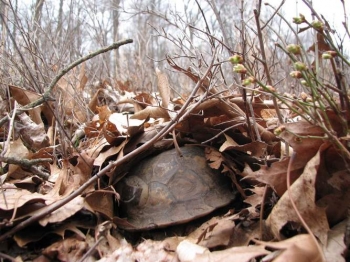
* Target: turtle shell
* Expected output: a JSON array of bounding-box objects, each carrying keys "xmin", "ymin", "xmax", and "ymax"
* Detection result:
[{"xmin": 116, "ymin": 146, "xmax": 235, "ymax": 231}]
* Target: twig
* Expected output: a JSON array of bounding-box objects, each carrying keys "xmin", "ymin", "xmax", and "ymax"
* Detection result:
[
  {"xmin": 261, "ymin": 0, "xmax": 285, "ymax": 30},
  {"xmin": 0, "ymin": 101, "xmax": 17, "ymax": 209},
  {"xmin": 0, "ymin": 156, "xmax": 52, "ymax": 180},
  {"xmin": 0, "ymin": 251, "xmax": 17, "ymax": 262},
  {"xmin": 253, "ymin": 9, "xmax": 284, "ymax": 125}
]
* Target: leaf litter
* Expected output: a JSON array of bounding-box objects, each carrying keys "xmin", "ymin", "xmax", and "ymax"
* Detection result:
[{"xmin": 0, "ymin": 65, "xmax": 349, "ymax": 262}]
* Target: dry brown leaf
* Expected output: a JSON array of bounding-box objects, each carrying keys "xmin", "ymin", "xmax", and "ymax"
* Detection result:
[
  {"xmin": 9, "ymin": 85, "xmax": 43, "ymax": 125},
  {"xmin": 219, "ymin": 134, "xmax": 239, "ymax": 151},
  {"xmin": 244, "ymin": 186, "xmax": 265, "ymax": 206},
  {"xmin": 161, "ymin": 236, "xmax": 186, "ymax": 252},
  {"xmin": 13, "ymin": 175, "xmax": 42, "ymax": 191},
  {"xmin": 42, "ymin": 237, "xmax": 89, "ymax": 262},
  {"xmin": 220, "ymin": 134, "xmax": 267, "ymax": 158},
  {"xmin": 134, "ymin": 239, "xmax": 179, "ymax": 262},
  {"xmin": 93, "ymin": 140, "xmax": 126, "ymax": 167},
  {"xmin": 266, "ymin": 150, "xmax": 329, "ymax": 245},
  {"xmin": 176, "ymin": 240, "xmax": 270, "ymax": 262},
  {"xmin": 130, "ymin": 105, "xmax": 170, "ymax": 120},
  {"xmin": 175, "ymin": 115, "xmax": 220, "ymax": 142},
  {"xmin": 84, "ymin": 137, "xmax": 109, "ymax": 160},
  {"xmin": 6, "ymin": 139, "xmax": 32, "ymax": 179},
  {"xmin": 108, "ymin": 112, "xmax": 145, "ymax": 137},
  {"xmin": 97, "ymin": 105, "xmax": 112, "ymax": 121},
  {"xmin": 308, "ymin": 32, "xmax": 332, "ymax": 53},
  {"xmin": 231, "ymin": 221, "xmax": 261, "ymax": 247},
  {"xmin": 278, "ymin": 121, "xmax": 325, "ymax": 154},
  {"xmin": 17, "ymin": 112, "xmax": 50, "ymax": 151},
  {"xmin": 89, "ymin": 88, "xmax": 108, "ymax": 113},
  {"xmin": 243, "ymin": 123, "xmax": 325, "ymax": 196},
  {"xmin": 242, "ymin": 155, "xmax": 305, "ymax": 197},
  {"xmin": 14, "ymin": 221, "xmax": 86, "ymax": 247},
  {"xmin": 156, "ymin": 68, "xmax": 170, "ymax": 108},
  {"xmin": 204, "ymin": 147, "xmax": 223, "ymax": 169},
  {"xmin": 127, "ymin": 92, "xmax": 156, "ymax": 113},
  {"xmin": 96, "ymin": 239, "xmax": 136, "ymax": 262},
  {"xmin": 188, "ymin": 216, "xmax": 235, "ymax": 249},
  {"xmin": 84, "ymin": 119, "xmax": 103, "ymax": 138},
  {"xmin": 78, "ymin": 62, "xmax": 88, "ymax": 91},
  {"xmin": 323, "ymin": 220, "xmax": 346, "ymax": 262},
  {"xmin": 327, "ymin": 170, "xmax": 350, "ymax": 192},
  {"xmin": 103, "ymin": 120, "xmax": 122, "ymax": 144},
  {"xmin": 55, "ymin": 75, "xmax": 88, "ymax": 123},
  {"xmin": 317, "ymin": 192, "xmax": 350, "ymax": 227},
  {"xmin": 85, "ymin": 190, "xmax": 114, "ymax": 219},
  {"xmin": 39, "ymin": 196, "xmax": 85, "ymax": 226},
  {"xmin": 0, "ymin": 183, "xmax": 51, "ymax": 210},
  {"xmin": 46, "ymin": 159, "xmax": 75, "ymax": 197},
  {"xmin": 254, "ymin": 234, "xmax": 322, "ymax": 262},
  {"xmin": 69, "ymin": 151, "xmax": 94, "ymax": 188}
]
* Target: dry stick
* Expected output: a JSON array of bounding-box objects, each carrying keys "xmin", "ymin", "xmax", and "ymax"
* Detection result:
[
  {"xmin": 0, "ymin": 102, "xmax": 17, "ymax": 209},
  {"xmin": 0, "ymin": 252, "xmax": 17, "ymax": 262},
  {"xmin": 238, "ymin": 1, "xmax": 255, "ymax": 141},
  {"xmin": 253, "ymin": 9, "xmax": 284, "ymax": 125},
  {"xmin": 259, "ymin": 185, "xmax": 269, "ymax": 240},
  {"xmin": 0, "ymin": 50, "xmax": 217, "ymax": 242},
  {"xmin": 0, "ymin": 39, "xmax": 134, "ymax": 128},
  {"xmin": 286, "ymin": 152, "xmax": 325, "ymax": 261},
  {"xmin": 261, "ymin": 0, "xmax": 285, "ymax": 30}
]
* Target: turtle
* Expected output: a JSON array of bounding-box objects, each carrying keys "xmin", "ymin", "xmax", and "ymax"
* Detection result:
[{"xmin": 116, "ymin": 146, "xmax": 235, "ymax": 231}]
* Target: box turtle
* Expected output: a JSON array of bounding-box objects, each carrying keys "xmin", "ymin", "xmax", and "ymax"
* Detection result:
[{"xmin": 116, "ymin": 146, "xmax": 235, "ymax": 231}]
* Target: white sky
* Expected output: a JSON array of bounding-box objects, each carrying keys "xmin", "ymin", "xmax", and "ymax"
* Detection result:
[
  {"xmin": 263, "ymin": 0, "xmax": 349, "ymax": 51},
  {"xmin": 265, "ymin": 0, "xmax": 349, "ymax": 31}
]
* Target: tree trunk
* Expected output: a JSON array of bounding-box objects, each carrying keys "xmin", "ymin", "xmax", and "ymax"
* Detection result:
[
  {"xmin": 57, "ymin": 0, "xmax": 64, "ymax": 39},
  {"xmin": 112, "ymin": 0, "xmax": 121, "ymax": 79}
]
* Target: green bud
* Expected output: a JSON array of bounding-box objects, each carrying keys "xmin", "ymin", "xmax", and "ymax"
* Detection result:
[
  {"xmin": 286, "ymin": 44, "xmax": 302, "ymax": 55},
  {"xmin": 233, "ymin": 64, "xmax": 247, "ymax": 74},
  {"xmin": 290, "ymin": 71, "xmax": 303, "ymax": 78},
  {"xmin": 301, "ymin": 80, "xmax": 310, "ymax": 87},
  {"xmin": 229, "ymin": 54, "xmax": 244, "ymax": 64},
  {"xmin": 242, "ymin": 79, "xmax": 251, "ymax": 86},
  {"xmin": 322, "ymin": 53, "xmax": 332, "ymax": 59},
  {"xmin": 259, "ymin": 85, "xmax": 276, "ymax": 92},
  {"xmin": 311, "ymin": 20, "xmax": 324, "ymax": 30},
  {"xmin": 242, "ymin": 76, "xmax": 255, "ymax": 86},
  {"xmin": 274, "ymin": 125, "xmax": 286, "ymax": 136},
  {"xmin": 293, "ymin": 14, "xmax": 306, "ymax": 24},
  {"xmin": 294, "ymin": 61, "xmax": 307, "ymax": 71}
]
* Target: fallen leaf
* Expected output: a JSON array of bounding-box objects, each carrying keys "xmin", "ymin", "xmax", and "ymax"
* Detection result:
[
  {"xmin": 188, "ymin": 216, "xmax": 235, "ymax": 249},
  {"xmin": 205, "ymin": 147, "xmax": 223, "ymax": 169},
  {"xmin": 42, "ymin": 237, "xmax": 89, "ymax": 262},
  {"xmin": 39, "ymin": 196, "xmax": 86, "ymax": 226},
  {"xmin": 9, "ymin": 85, "xmax": 43, "ymax": 125},
  {"xmin": 0, "ymin": 183, "xmax": 53, "ymax": 211},
  {"xmin": 323, "ymin": 220, "xmax": 346, "ymax": 262},
  {"xmin": 254, "ymin": 234, "xmax": 322, "ymax": 262},
  {"xmin": 17, "ymin": 112, "xmax": 50, "ymax": 151},
  {"xmin": 266, "ymin": 150, "xmax": 329, "ymax": 245},
  {"xmin": 177, "ymin": 240, "xmax": 270, "ymax": 262},
  {"xmin": 156, "ymin": 68, "xmax": 170, "ymax": 108}
]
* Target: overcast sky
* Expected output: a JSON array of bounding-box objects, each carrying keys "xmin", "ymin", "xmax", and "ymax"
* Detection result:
[{"xmin": 265, "ymin": 0, "xmax": 349, "ymax": 30}]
